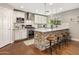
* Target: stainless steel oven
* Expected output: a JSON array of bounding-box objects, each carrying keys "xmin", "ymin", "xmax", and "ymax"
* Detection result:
[
  {"xmin": 27, "ymin": 29, "xmax": 34, "ymax": 38},
  {"xmin": 25, "ymin": 25, "xmax": 35, "ymax": 39}
]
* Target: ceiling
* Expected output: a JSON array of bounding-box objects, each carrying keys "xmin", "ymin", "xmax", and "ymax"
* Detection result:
[{"xmin": 8, "ymin": 3, "xmax": 79, "ymax": 15}]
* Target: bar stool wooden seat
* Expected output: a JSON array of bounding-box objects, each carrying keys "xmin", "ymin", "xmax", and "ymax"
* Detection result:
[{"xmin": 47, "ymin": 34, "xmax": 57, "ymax": 55}]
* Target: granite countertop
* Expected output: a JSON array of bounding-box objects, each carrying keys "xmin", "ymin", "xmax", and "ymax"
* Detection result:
[
  {"xmin": 35, "ymin": 27, "xmax": 69, "ymax": 32},
  {"xmin": 35, "ymin": 23, "xmax": 69, "ymax": 32},
  {"xmin": 14, "ymin": 28, "xmax": 27, "ymax": 30}
]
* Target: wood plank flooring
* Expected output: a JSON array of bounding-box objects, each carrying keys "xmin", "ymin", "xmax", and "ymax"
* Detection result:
[{"xmin": 0, "ymin": 40, "xmax": 79, "ymax": 55}]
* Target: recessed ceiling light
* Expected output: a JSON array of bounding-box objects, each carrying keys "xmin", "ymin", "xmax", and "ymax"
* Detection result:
[
  {"xmin": 20, "ymin": 6, "xmax": 24, "ymax": 8},
  {"xmin": 35, "ymin": 10, "xmax": 38, "ymax": 13},
  {"xmin": 49, "ymin": 3, "xmax": 53, "ymax": 5},
  {"xmin": 59, "ymin": 8, "xmax": 63, "ymax": 10}
]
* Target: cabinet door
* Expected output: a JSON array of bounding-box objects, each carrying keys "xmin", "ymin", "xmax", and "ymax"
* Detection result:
[
  {"xmin": 35, "ymin": 15, "xmax": 47, "ymax": 24},
  {"xmin": 21, "ymin": 30, "xmax": 26, "ymax": 39},
  {"xmin": 42, "ymin": 16, "xmax": 47, "ymax": 24},
  {"xmin": 35, "ymin": 15, "xmax": 41, "ymax": 23},
  {"xmin": 35, "ymin": 15, "xmax": 39, "ymax": 23},
  {"xmin": 15, "ymin": 29, "xmax": 27, "ymax": 40},
  {"xmin": 15, "ymin": 30, "xmax": 21, "ymax": 40}
]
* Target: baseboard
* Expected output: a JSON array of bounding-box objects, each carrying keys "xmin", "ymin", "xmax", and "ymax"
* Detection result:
[
  {"xmin": 0, "ymin": 43, "xmax": 12, "ymax": 49},
  {"xmin": 10, "ymin": 40, "xmax": 14, "ymax": 43},
  {"xmin": 14, "ymin": 38, "xmax": 28, "ymax": 43},
  {"xmin": 71, "ymin": 38, "xmax": 79, "ymax": 41}
]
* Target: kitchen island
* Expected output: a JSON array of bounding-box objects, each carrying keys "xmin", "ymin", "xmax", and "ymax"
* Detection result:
[{"xmin": 34, "ymin": 26, "xmax": 70, "ymax": 51}]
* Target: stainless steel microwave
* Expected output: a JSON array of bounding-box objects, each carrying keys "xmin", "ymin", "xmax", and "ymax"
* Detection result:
[{"xmin": 16, "ymin": 17, "xmax": 24, "ymax": 23}]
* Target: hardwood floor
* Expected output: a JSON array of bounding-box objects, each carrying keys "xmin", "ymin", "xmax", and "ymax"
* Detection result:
[{"xmin": 0, "ymin": 40, "xmax": 79, "ymax": 55}]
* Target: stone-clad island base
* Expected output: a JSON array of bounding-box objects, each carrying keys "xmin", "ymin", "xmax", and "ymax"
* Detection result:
[{"xmin": 34, "ymin": 29, "xmax": 69, "ymax": 51}]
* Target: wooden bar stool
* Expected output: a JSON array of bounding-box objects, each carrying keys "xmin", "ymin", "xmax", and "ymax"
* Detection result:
[
  {"xmin": 47, "ymin": 34, "xmax": 57, "ymax": 55},
  {"xmin": 57, "ymin": 33, "xmax": 63, "ymax": 49},
  {"xmin": 63, "ymin": 31, "xmax": 71, "ymax": 46},
  {"xmin": 54, "ymin": 32, "xmax": 64, "ymax": 54}
]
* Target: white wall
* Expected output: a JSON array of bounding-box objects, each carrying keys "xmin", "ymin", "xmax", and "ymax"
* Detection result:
[{"xmin": 52, "ymin": 8, "xmax": 79, "ymax": 41}]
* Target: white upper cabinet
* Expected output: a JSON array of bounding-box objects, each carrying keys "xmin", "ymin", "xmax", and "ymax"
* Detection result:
[
  {"xmin": 35, "ymin": 15, "xmax": 47, "ymax": 24},
  {"xmin": 14, "ymin": 11, "xmax": 25, "ymax": 18},
  {"xmin": 14, "ymin": 11, "xmax": 25, "ymax": 23}
]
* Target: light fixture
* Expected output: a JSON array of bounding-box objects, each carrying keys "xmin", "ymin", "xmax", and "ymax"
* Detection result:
[
  {"xmin": 20, "ymin": 6, "xmax": 24, "ymax": 8},
  {"xmin": 44, "ymin": 3, "xmax": 53, "ymax": 15}
]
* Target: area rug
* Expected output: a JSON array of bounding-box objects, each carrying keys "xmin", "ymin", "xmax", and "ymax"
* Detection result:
[{"xmin": 23, "ymin": 39, "xmax": 34, "ymax": 46}]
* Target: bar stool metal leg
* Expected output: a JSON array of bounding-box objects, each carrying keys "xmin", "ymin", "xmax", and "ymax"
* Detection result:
[{"xmin": 49, "ymin": 41, "xmax": 52, "ymax": 55}]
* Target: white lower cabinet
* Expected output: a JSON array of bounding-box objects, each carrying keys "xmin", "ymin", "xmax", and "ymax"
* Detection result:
[
  {"xmin": 15, "ymin": 29, "xmax": 27, "ymax": 40},
  {"xmin": 21, "ymin": 29, "xmax": 27, "ymax": 39}
]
